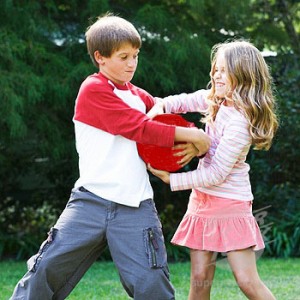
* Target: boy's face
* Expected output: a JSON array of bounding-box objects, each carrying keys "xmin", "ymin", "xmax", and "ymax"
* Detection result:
[{"xmin": 95, "ymin": 43, "xmax": 139, "ymax": 85}]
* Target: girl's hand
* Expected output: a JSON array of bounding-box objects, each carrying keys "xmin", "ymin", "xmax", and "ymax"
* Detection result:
[
  {"xmin": 173, "ymin": 143, "xmax": 198, "ymax": 167},
  {"xmin": 194, "ymin": 128, "xmax": 210, "ymax": 156},
  {"xmin": 147, "ymin": 164, "xmax": 171, "ymax": 184},
  {"xmin": 147, "ymin": 99, "xmax": 164, "ymax": 119}
]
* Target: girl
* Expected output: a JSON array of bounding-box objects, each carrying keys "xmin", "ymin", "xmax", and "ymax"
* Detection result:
[{"xmin": 148, "ymin": 40, "xmax": 278, "ymax": 300}]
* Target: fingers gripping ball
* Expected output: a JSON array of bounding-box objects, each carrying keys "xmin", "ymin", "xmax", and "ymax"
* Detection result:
[{"xmin": 137, "ymin": 114, "xmax": 195, "ymax": 172}]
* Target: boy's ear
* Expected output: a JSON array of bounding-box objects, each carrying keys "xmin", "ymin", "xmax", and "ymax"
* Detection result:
[{"xmin": 94, "ymin": 51, "xmax": 105, "ymax": 65}]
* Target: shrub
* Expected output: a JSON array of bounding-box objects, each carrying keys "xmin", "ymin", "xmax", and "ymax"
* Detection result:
[
  {"xmin": 0, "ymin": 196, "xmax": 59, "ymax": 260},
  {"xmin": 264, "ymin": 211, "xmax": 300, "ymax": 258}
]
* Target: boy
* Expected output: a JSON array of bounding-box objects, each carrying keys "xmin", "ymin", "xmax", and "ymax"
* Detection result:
[{"xmin": 10, "ymin": 13, "xmax": 209, "ymax": 300}]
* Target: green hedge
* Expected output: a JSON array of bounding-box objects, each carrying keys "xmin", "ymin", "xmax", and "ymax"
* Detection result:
[{"xmin": 1, "ymin": 53, "xmax": 299, "ymax": 261}]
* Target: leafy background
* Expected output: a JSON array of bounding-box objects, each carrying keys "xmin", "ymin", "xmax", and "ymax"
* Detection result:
[{"xmin": 0, "ymin": 0, "xmax": 299, "ymax": 260}]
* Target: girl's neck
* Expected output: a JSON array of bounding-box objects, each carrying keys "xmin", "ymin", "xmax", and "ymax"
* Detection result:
[{"xmin": 220, "ymin": 98, "xmax": 234, "ymax": 107}]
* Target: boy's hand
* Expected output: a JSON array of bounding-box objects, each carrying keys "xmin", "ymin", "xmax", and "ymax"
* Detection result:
[
  {"xmin": 147, "ymin": 164, "xmax": 170, "ymax": 184},
  {"xmin": 173, "ymin": 143, "xmax": 198, "ymax": 167},
  {"xmin": 147, "ymin": 99, "xmax": 164, "ymax": 119},
  {"xmin": 174, "ymin": 127, "xmax": 210, "ymax": 156}
]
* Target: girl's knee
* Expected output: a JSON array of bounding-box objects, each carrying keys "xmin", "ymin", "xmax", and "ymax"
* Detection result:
[
  {"xmin": 190, "ymin": 269, "xmax": 213, "ymax": 291},
  {"xmin": 234, "ymin": 270, "xmax": 261, "ymax": 294}
]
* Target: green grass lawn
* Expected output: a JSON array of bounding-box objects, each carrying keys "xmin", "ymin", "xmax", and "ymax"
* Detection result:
[{"xmin": 1, "ymin": 258, "xmax": 299, "ymax": 299}]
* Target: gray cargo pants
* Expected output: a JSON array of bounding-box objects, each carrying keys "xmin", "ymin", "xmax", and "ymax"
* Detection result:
[{"xmin": 10, "ymin": 187, "xmax": 175, "ymax": 300}]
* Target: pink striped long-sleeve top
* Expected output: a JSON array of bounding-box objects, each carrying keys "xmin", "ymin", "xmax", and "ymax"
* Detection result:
[{"xmin": 163, "ymin": 89, "xmax": 253, "ymax": 201}]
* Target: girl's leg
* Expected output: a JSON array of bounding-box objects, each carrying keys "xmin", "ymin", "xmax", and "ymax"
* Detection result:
[
  {"xmin": 227, "ymin": 248, "xmax": 276, "ymax": 300},
  {"xmin": 188, "ymin": 249, "xmax": 216, "ymax": 300}
]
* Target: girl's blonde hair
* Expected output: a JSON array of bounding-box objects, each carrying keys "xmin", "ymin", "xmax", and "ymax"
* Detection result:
[{"xmin": 204, "ymin": 40, "xmax": 278, "ymax": 150}]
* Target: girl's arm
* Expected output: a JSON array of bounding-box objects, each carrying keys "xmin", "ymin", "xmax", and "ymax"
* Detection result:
[
  {"xmin": 149, "ymin": 118, "xmax": 251, "ymax": 190},
  {"xmin": 146, "ymin": 102, "xmax": 202, "ymax": 165},
  {"xmin": 147, "ymin": 98, "xmax": 210, "ymax": 159},
  {"xmin": 161, "ymin": 89, "xmax": 209, "ymax": 114},
  {"xmin": 146, "ymin": 99, "xmax": 164, "ymax": 119},
  {"xmin": 147, "ymin": 164, "xmax": 171, "ymax": 184},
  {"xmin": 162, "ymin": 89, "xmax": 210, "ymax": 157}
]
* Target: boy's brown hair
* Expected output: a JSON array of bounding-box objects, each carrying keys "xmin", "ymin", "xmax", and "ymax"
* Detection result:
[{"xmin": 85, "ymin": 13, "xmax": 142, "ymax": 67}]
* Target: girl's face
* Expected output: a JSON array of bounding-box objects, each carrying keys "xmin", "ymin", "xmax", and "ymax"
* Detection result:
[{"xmin": 213, "ymin": 51, "xmax": 231, "ymax": 99}]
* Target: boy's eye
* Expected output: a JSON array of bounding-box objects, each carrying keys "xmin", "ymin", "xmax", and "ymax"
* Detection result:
[{"xmin": 119, "ymin": 53, "xmax": 138, "ymax": 60}]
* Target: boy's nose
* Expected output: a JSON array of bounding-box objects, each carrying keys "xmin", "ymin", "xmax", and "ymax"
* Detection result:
[{"xmin": 128, "ymin": 58, "xmax": 137, "ymax": 66}]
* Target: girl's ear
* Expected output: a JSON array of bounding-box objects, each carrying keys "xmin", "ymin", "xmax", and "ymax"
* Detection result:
[{"xmin": 94, "ymin": 51, "xmax": 105, "ymax": 65}]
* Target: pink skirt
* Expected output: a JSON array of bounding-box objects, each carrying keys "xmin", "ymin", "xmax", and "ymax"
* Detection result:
[{"xmin": 171, "ymin": 190, "xmax": 265, "ymax": 252}]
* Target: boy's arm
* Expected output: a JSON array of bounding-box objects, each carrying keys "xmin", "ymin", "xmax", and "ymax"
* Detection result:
[
  {"xmin": 75, "ymin": 77, "xmax": 210, "ymax": 151},
  {"xmin": 173, "ymin": 143, "xmax": 200, "ymax": 167},
  {"xmin": 146, "ymin": 100, "xmax": 205, "ymax": 164},
  {"xmin": 74, "ymin": 81, "xmax": 174, "ymax": 147},
  {"xmin": 146, "ymin": 102, "xmax": 210, "ymax": 156},
  {"xmin": 147, "ymin": 96, "xmax": 210, "ymax": 155},
  {"xmin": 155, "ymin": 90, "xmax": 211, "ymax": 155},
  {"xmin": 174, "ymin": 127, "xmax": 210, "ymax": 156}
]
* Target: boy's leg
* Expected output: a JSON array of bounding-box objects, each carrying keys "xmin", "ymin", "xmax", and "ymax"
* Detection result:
[
  {"xmin": 10, "ymin": 188, "xmax": 108, "ymax": 300},
  {"xmin": 107, "ymin": 199, "xmax": 175, "ymax": 300}
]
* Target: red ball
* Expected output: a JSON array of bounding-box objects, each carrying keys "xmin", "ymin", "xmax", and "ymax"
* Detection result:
[{"xmin": 137, "ymin": 114, "xmax": 195, "ymax": 172}]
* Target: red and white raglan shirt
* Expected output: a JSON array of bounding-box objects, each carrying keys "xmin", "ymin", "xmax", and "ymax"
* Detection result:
[{"xmin": 73, "ymin": 73, "xmax": 175, "ymax": 207}]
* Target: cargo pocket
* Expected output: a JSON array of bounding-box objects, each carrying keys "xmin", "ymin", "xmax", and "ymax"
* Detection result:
[
  {"xmin": 27, "ymin": 227, "xmax": 58, "ymax": 273},
  {"xmin": 143, "ymin": 227, "xmax": 167, "ymax": 269}
]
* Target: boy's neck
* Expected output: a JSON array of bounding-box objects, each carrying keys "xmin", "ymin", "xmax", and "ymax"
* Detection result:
[{"xmin": 98, "ymin": 72, "xmax": 129, "ymax": 90}]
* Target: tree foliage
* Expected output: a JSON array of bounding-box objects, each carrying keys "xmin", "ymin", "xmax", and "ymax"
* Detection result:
[{"xmin": 0, "ymin": 0, "xmax": 299, "ymax": 259}]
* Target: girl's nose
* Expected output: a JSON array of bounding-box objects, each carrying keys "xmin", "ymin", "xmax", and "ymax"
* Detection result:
[{"xmin": 214, "ymin": 71, "xmax": 221, "ymax": 79}]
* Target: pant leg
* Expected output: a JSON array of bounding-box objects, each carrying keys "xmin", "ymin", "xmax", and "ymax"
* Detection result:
[
  {"xmin": 10, "ymin": 188, "xmax": 108, "ymax": 300},
  {"xmin": 107, "ymin": 199, "xmax": 175, "ymax": 300}
]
